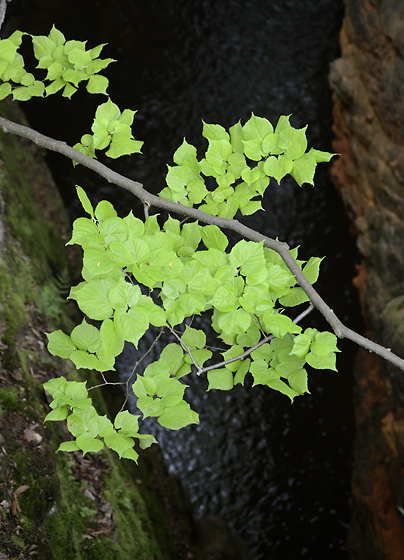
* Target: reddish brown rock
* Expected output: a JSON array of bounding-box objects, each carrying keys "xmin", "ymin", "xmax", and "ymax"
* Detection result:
[{"xmin": 330, "ymin": 1, "xmax": 404, "ymax": 558}]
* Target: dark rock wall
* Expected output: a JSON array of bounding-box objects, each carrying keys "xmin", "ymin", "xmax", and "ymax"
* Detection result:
[{"xmin": 330, "ymin": 1, "xmax": 404, "ymax": 558}]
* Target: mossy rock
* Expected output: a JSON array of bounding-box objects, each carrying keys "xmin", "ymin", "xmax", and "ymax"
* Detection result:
[{"xmin": 0, "ymin": 100, "xmax": 183, "ymax": 560}]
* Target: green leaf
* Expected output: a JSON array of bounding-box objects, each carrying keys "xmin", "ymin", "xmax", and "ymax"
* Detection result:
[
  {"xmin": 263, "ymin": 155, "xmax": 293, "ymax": 184},
  {"xmin": 157, "ymin": 375, "xmax": 186, "ymax": 407},
  {"xmin": 308, "ymin": 147, "xmax": 337, "ymax": 163},
  {"xmin": 48, "ymin": 25, "xmax": 66, "ymax": 46},
  {"xmin": 290, "ymin": 333, "xmax": 312, "ymax": 359},
  {"xmin": 217, "ymin": 308, "xmax": 252, "ymax": 337},
  {"xmin": 176, "ymin": 291, "xmax": 206, "ymax": 316},
  {"xmin": 242, "ymin": 138, "xmax": 264, "ymax": 161},
  {"xmin": 173, "ymin": 138, "xmax": 198, "ymax": 165},
  {"xmin": 99, "ymin": 318, "xmax": 124, "ymax": 357},
  {"xmin": 87, "ymin": 74, "xmax": 109, "ymax": 95},
  {"xmin": 263, "ymin": 311, "xmax": 301, "ymax": 337},
  {"xmin": 67, "ymin": 407, "xmax": 98, "ymax": 437},
  {"xmin": 207, "ymin": 369, "xmax": 234, "ymax": 391},
  {"xmin": 262, "ymin": 132, "xmax": 283, "ymax": 156},
  {"xmin": 62, "ymin": 82, "xmax": 77, "ymax": 98},
  {"xmin": 106, "ymin": 135, "xmax": 143, "ymax": 159},
  {"xmin": 136, "ymin": 433, "xmax": 157, "ymax": 450},
  {"xmin": 240, "ymin": 200, "xmax": 263, "ymax": 216},
  {"xmin": 229, "ymin": 240, "xmax": 266, "ymax": 284},
  {"xmin": 279, "ymin": 287, "xmax": 310, "ymax": 307},
  {"xmin": 45, "ymin": 78, "xmax": 65, "ymax": 95},
  {"xmin": 229, "ymin": 121, "xmax": 244, "ymax": 152},
  {"xmin": 0, "ymin": 38, "xmax": 18, "ymax": 62},
  {"xmin": 104, "ymin": 432, "xmax": 134, "ymax": 458},
  {"xmin": 160, "ymin": 344, "xmax": 185, "ymax": 376},
  {"xmin": 95, "ymin": 98, "xmax": 121, "ymax": 122},
  {"xmin": 69, "ymin": 278, "xmax": 115, "ymax": 320},
  {"xmin": 184, "ymin": 348, "xmax": 212, "ymax": 366},
  {"xmin": 311, "ymin": 331, "xmax": 339, "ymax": 355},
  {"xmin": 88, "ymin": 415, "xmax": 114, "ymax": 438},
  {"xmin": 82, "ymin": 246, "xmax": 117, "ymax": 278},
  {"xmin": 211, "ymin": 285, "xmax": 239, "ymax": 312},
  {"xmin": 45, "ymin": 406, "xmax": 69, "ymax": 422},
  {"xmin": 46, "ymin": 61, "xmax": 63, "ymax": 81},
  {"xmin": 277, "ymin": 119, "xmax": 308, "ymax": 160},
  {"xmin": 228, "ymin": 151, "xmax": 247, "ymax": 177},
  {"xmin": 75, "ymin": 186, "xmax": 94, "ymax": 216},
  {"xmin": 250, "ymin": 359, "xmax": 275, "ymax": 386},
  {"xmin": 121, "ymin": 447, "xmax": 139, "ymax": 461},
  {"xmin": 58, "ymin": 441, "xmax": 80, "ymax": 452},
  {"xmin": 290, "ymin": 152, "xmax": 317, "ymax": 187},
  {"xmin": 181, "ymin": 326, "xmax": 206, "ymax": 349},
  {"xmin": 66, "ymin": 217, "xmax": 99, "ymax": 247},
  {"xmin": 205, "ymin": 139, "xmax": 232, "ymax": 166},
  {"xmin": 8, "ymin": 30, "xmax": 25, "ymax": 48},
  {"xmin": 95, "ymin": 200, "xmax": 117, "ymax": 222},
  {"xmin": 70, "ymin": 319, "xmax": 101, "ymax": 353},
  {"xmin": 77, "ymin": 429, "xmax": 105, "ymax": 452},
  {"xmin": 266, "ymin": 378, "xmax": 299, "ymax": 402},
  {"xmin": 69, "ymin": 350, "xmax": 102, "ymax": 371},
  {"xmin": 202, "ymin": 121, "xmax": 229, "ymax": 141},
  {"xmin": 136, "ymin": 395, "xmax": 164, "ymax": 418},
  {"xmin": 201, "ymin": 225, "xmax": 228, "ymax": 252},
  {"xmin": 0, "ymin": 82, "xmax": 11, "ymax": 100},
  {"xmin": 68, "ymin": 47, "xmax": 92, "ymax": 68},
  {"xmin": 158, "ymin": 402, "xmax": 199, "ymax": 430},
  {"xmin": 233, "ymin": 358, "xmax": 251, "ymax": 386},
  {"xmin": 242, "ymin": 114, "xmax": 273, "ymax": 140},
  {"xmin": 236, "ymin": 325, "xmax": 261, "ymax": 347},
  {"xmin": 302, "ymin": 256, "xmax": 323, "ymax": 284},
  {"xmin": 187, "ymin": 178, "xmax": 208, "ymax": 204},
  {"xmin": 266, "ymin": 264, "xmax": 294, "ymax": 293},
  {"xmin": 166, "ymin": 165, "xmax": 194, "ymax": 192},
  {"xmin": 46, "ymin": 330, "xmax": 76, "ymax": 359},
  {"xmin": 306, "ymin": 351, "xmax": 337, "ymax": 371},
  {"xmin": 114, "ymin": 307, "xmax": 149, "ymax": 347},
  {"xmin": 31, "ymin": 35, "xmax": 56, "ymax": 60},
  {"xmin": 108, "ymin": 278, "xmax": 141, "ymax": 310},
  {"xmin": 114, "ymin": 410, "xmax": 140, "ymax": 437}
]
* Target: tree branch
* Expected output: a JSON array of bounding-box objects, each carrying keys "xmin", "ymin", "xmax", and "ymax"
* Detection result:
[{"xmin": 1, "ymin": 115, "xmax": 403, "ymax": 370}]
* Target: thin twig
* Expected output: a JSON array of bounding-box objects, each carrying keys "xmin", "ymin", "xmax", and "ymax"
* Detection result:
[
  {"xmin": 120, "ymin": 326, "xmax": 165, "ymax": 411},
  {"xmin": 167, "ymin": 323, "xmax": 203, "ymax": 374},
  {"xmin": 197, "ymin": 303, "xmax": 315, "ymax": 376}
]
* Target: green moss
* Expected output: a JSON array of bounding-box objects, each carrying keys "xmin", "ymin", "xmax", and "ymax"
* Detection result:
[
  {"xmin": 11, "ymin": 534, "xmax": 25, "ymax": 549},
  {"xmin": 0, "ymin": 99, "xmax": 184, "ymax": 560},
  {"xmin": 0, "ymin": 385, "xmax": 20, "ymax": 408}
]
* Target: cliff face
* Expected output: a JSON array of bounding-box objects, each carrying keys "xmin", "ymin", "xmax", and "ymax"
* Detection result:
[{"xmin": 330, "ymin": 1, "xmax": 404, "ymax": 558}]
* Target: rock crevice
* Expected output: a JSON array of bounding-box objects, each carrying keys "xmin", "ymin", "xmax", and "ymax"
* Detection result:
[{"xmin": 330, "ymin": 1, "xmax": 404, "ymax": 557}]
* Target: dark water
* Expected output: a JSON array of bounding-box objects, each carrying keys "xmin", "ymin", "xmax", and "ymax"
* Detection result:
[{"xmin": 6, "ymin": 1, "xmax": 363, "ymax": 558}]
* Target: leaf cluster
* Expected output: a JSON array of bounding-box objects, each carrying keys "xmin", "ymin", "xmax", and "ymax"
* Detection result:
[
  {"xmin": 159, "ymin": 115, "xmax": 335, "ymax": 217},
  {"xmin": 0, "ymin": 26, "xmax": 114, "ymax": 101},
  {"xmin": 0, "ymin": 26, "xmax": 143, "ymax": 159},
  {"xmin": 0, "ymin": 25, "xmax": 342, "ymax": 464},
  {"xmin": 44, "ymin": 377, "xmax": 156, "ymax": 461},
  {"xmin": 45, "ymin": 183, "xmax": 340, "ymax": 460}
]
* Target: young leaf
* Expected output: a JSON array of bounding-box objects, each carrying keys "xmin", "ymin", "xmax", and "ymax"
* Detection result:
[
  {"xmin": 207, "ymin": 369, "xmax": 234, "ymax": 391},
  {"xmin": 76, "ymin": 186, "xmax": 94, "ymax": 216},
  {"xmin": 158, "ymin": 402, "xmax": 199, "ymax": 429},
  {"xmin": 46, "ymin": 330, "xmax": 77, "ymax": 359},
  {"xmin": 201, "ymin": 224, "xmax": 228, "ymax": 252}
]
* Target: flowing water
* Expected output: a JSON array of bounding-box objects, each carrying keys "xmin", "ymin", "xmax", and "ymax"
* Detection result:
[{"xmin": 7, "ymin": 1, "xmax": 363, "ymax": 558}]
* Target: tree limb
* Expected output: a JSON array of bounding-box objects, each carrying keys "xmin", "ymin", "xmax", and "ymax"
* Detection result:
[{"xmin": 1, "ymin": 115, "xmax": 403, "ymax": 370}]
